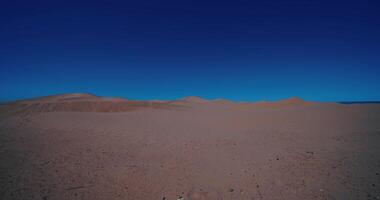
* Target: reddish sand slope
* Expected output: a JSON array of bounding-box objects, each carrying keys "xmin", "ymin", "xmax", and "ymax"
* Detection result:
[{"xmin": 0, "ymin": 94, "xmax": 380, "ymax": 200}]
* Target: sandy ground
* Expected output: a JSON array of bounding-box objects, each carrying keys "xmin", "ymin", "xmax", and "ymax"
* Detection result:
[{"xmin": 1, "ymin": 94, "xmax": 380, "ymax": 199}]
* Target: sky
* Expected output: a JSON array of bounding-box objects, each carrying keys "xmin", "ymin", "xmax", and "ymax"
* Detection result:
[{"xmin": 0, "ymin": 0, "xmax": 379, "ymax": 102}]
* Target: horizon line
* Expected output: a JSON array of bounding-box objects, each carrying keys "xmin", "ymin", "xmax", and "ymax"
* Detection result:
[{"xmin": 1, "ymin": 93, "xmax": 380, "ymax": 105}]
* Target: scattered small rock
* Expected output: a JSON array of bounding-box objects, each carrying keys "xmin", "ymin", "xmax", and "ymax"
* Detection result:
[
  {"xmin": 177, "ymin": 195, "xmax": 184, "ymax": 200},
  {"xmin": 229, "ymin": 188, "xmax": 234, "ymax": 192}
]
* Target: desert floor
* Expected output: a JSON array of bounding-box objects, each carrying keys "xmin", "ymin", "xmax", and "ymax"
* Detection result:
[{"xmin": 1, "ymin": 95, "xmax": 380, "ymax": 199}]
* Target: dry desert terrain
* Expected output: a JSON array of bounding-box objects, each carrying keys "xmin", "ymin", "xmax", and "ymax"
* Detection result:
[{"xmin": 0, "ymin": 93, "xmax": 380, "ymax": 199}]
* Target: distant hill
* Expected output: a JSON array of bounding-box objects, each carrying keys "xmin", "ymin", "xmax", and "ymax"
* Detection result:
[{"xmin": 0, "ymin": 93, "xmax": 355, "ymax": 114}]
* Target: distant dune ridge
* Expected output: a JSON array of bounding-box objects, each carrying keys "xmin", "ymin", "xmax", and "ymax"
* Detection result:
[
  {"xmin": 1, "ymin": 93, "xmax": 177, "ymax": 114},
  {"xmin": 0, "ymin": 93, "xmax": 336, "ymax": 114}
]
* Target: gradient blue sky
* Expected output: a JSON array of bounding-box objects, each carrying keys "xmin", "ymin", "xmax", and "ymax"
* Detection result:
[{"xmin": 1, "ymin": 0, "xmax": 379, "ymax": 102}]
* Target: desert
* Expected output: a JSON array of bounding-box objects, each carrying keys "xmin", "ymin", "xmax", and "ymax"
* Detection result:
[{"xmin": 0, "ymin": 93, "xmax": 379, "ymax": 200}]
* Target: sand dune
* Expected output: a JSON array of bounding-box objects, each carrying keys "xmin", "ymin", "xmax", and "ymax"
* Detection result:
[
  {"xmin": 1, "ymin": 94, "xmax": 316, "ymax": 114},
  {"xmin": 1, "ymin": 94, "xmax": 380, "ymax": 199},
  {"xmin": 1, "ymin": 93, "xmax": 181, "ymax": 114}
]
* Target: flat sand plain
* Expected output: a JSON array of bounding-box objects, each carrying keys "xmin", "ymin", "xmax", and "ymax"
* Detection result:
[{"xmin": 1, "ymin": 94, "xmax": 379, "ymax": 199}]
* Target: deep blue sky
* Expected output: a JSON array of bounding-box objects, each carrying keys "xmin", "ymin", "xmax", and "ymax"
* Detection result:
[{"xmin": 1, "ymin": 0, "xmax": 379, "ymax": 102}]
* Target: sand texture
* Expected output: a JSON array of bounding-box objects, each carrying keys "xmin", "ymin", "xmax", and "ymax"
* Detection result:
[{"xmin": 1, "ymin": 94, "xmax": 380, "ymax": 199}]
